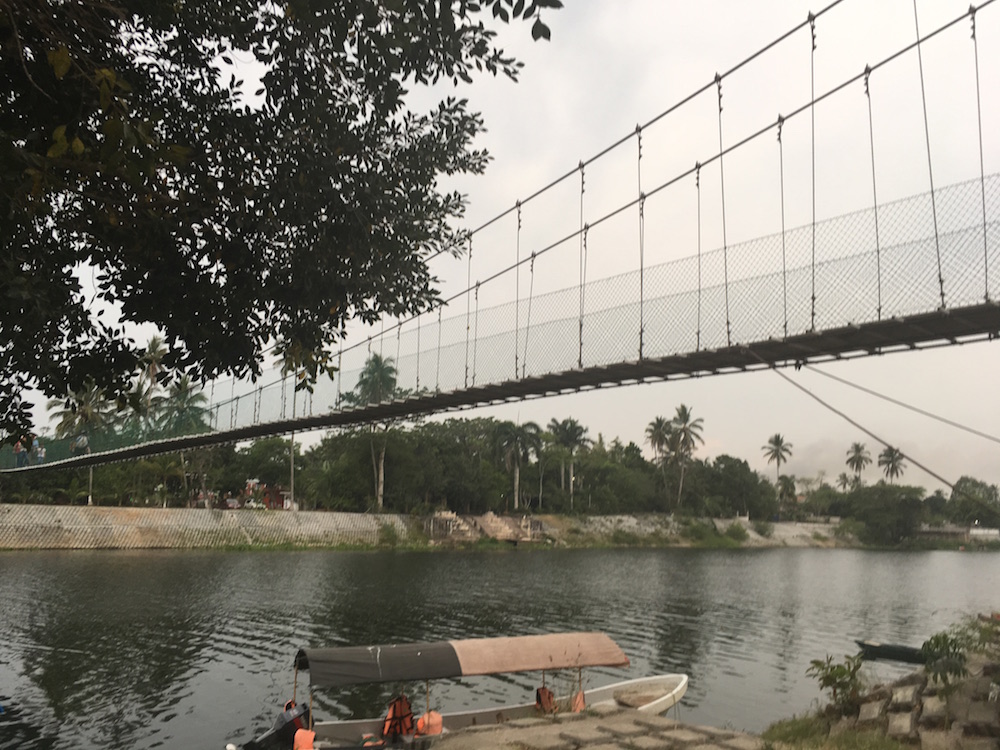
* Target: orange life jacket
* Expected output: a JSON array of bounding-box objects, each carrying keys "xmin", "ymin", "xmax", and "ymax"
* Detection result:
[
  {"xmin": 293, "ymin": 727, "xmax": 316, "ymax": 750},
  {"xmin": 381, "ymin": 694, "xmax": 414, "ymax": 739},
  {"xmin": 535, "ymin": 686, "xmax": 557, "ymax": 714},
  {"xmin": 415, "ymin": 710, "xmax": 443, "ymax": 736},
  {"xmin": 570, "ymin": 689, "xmax": 585, "ymax": 713}
]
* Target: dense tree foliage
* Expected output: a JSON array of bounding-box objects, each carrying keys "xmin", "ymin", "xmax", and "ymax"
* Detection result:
[{"xmin": 1, "ymin": 0, "xmax": 561, "ymax": 442}]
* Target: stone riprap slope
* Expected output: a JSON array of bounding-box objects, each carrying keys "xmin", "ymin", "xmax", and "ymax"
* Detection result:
[{"xmin": 0, "ymin": 504, "xmax": 411, "ymax": 549}]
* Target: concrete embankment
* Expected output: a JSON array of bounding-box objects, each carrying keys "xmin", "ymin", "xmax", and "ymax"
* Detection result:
[
  {"xmin": 0, "ymin": 504, "xmax": 845, "ymax": 551},
  {"xmin": 0, "ymin": 504, "xmax": 410, "ymax": 550}
]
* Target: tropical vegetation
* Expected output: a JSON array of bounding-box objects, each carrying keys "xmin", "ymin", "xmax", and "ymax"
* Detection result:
[{"xmin": 4, "ymin": 364, "xmax": 999, "ymax": 549}]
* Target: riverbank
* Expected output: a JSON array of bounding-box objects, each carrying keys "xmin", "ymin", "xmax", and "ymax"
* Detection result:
[{"xmin": 0, "ymin": 504, "xmax": 856, "ymax": 550}]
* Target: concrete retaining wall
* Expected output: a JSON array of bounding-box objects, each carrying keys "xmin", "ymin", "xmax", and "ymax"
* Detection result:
[{"xmin": 0, "ymin": 504, "xmax": 413, "ymax": 550}]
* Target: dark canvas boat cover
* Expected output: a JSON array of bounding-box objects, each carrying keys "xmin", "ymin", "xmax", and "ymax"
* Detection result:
[{"xmin": 295, "ymin": 632, "xmax": 629, "ymax": 689}]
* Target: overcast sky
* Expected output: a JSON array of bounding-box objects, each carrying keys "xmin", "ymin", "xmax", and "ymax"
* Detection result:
[{"xmin": 400, "ymin": 0, "xmax": 1000, "ymax": 494}]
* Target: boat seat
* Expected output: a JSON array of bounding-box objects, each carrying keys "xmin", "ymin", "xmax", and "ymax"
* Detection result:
[{"xmin": 613, "ymin": 688, "xmax": 660, "ymax": 708}]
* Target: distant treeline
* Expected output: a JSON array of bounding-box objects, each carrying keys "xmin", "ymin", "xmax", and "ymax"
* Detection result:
[{"xmin": 2, "ymin": 415, "xmax": 998, "ymax": 548}]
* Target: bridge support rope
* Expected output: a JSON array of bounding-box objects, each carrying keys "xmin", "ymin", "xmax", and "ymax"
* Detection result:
[
  {"xmin": 578, "ymin": 162, "xmax": 587, "ymax": 369},
  {"xmin": 971, "ymin": 8, "xmax": 989, "ymax": 301},
  {"xmin": 777, "ymin": 115, "xmax": 789, "ymax": 338},
  {"xmin": 810, "ymin": 12, "xmax": 818, "ymax": 332},
  {"xmin": 637, "ymin": 124, "xmax": 646, "ymax": 360},
  {"xmin": 515, "ymin": 200, "xmax": 522, "ymax": 379},
  {"xmin": 436, "ymin": 306, "xmax": 442, "ymax": 392},
  {"xmin": 695, "ymin": 162, "xmax": 702, "ymax": 352},
  {"xmin": 715, "ymin": 73, "xmax": 732, "ymax": 347},
  {"xmin": 464, "ymin": 236, "xmax": 472, "ymax": 389},
  {"xmin": 913, "ymin": 0, "xmax": 945, "ymax": 309},
  {"xmin": 523, "ymin": 252, "xmax": 535, "ymax": 379},
  {"xmin": 864, "ymin": 65, "xmax": 883, "ymax": 322}
]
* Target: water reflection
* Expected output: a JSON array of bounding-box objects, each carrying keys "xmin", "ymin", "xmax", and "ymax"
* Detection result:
[{"xmin": 1, "ymin": 548, "xmax": 998, "ymax": 750}]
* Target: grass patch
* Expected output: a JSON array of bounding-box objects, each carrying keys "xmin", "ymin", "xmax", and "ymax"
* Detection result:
[
  {"xmin": 610, "ymin": 529, "xmax": 641, "ymax": 546},
  {"xmin": 679, "ymin": 520, "xmax": 741, "ymax": 548},
  {"xmin": 761, "ymin": 715, "xmax": 830, "ymax": 746},
  {"xmin": 813, "ymin": 532, "xmax": 828, "ymax": 542},
  {"xmin": 762, "ymin": 715, "xmax": 908, "ymax": 750},
  {"xmin": 753, "ymin": 520, "xmax": 774, "ymax": 538},
  {"xmin": 725, "ymin": 522, "xmax": 749, "ymax": 542}
]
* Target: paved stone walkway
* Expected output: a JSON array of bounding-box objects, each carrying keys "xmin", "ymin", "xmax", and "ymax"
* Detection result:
[
  {"xmin": 424, "ymin": 654, "xmax": 1000, "ymax": 750},
  {"xmin": 430, "ymin": 710, "xmax": 765, "ymax": 750}
]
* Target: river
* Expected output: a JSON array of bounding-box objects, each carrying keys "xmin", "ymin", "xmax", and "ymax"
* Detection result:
[{"xmin": 0, "ymin": 547, "xmax": 998, "ymax": 750}]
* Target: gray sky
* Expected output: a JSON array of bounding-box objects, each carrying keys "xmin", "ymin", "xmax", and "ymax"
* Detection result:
[{"xmin": 406, "ymin": 0, "xmax": 1000, "ymax": 493}]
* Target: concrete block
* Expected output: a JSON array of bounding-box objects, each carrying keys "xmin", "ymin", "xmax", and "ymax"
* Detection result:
[
  {"xmin": 918, "ymin": 729, "xmax": 960, "ymax": 750},
  {"xmin": 887, "ymin": 710, "xmax": 917, "ymax": 739},
  {"xmin": 633, "ymin": 716, "xmax": 682, "ymax": 732},
  {"xmin": 858, "ymin": 699, "xmax": 889, "ymax": 725},
  {"xmin": 507, "ymin": 717, "xmax": 549, "ymax": 728},
  {"xmin": 687, "ymin": 725, "xmax": 736, "ymax": 739},
  {"xmin": 595, "ymin": 716, "xmax": 649, "ymax": 738},
  {"xmin": 958, "ymin": 678, "xmax": 995, "ymax": 701},
  {"xmin": 630, "ymin": 737, "xmax": 677, "ymax": 750},
  {"xmin": 559, "ymin": 724, "xmax": 614, "ymax": 745},
  {"xmin": 588, "ymin": 702, "xmax": 624, "ymax": 717},
  {"xmin": 655, "ymin": 728, "xmax": 718, "ymax": 746},
  {"xmin": 966, "ymin": 700, "xmax": 1000, "ymax": 729},
  {"xmin": 922, "ymin": 695, "xmax": 949, "ymax": 724},
  {"xmin": 893, "ymin": 684, "xmax": 922, "ymax": 709},
  {"xmin": 958, "ymin": 738, "xmax": 999, "ymax": 750},
  {"xmin": 718, "ymin": 733, "xmax": 765, "ymax": 750},
  {"xmin": 830, "ymin": 716, "xmax": 857, "ymax": 736}
]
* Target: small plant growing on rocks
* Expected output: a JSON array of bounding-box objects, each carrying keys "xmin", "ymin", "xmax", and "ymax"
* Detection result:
[
  {"xmin": 807, "ymin": 653, "xmax": 864, "ymax": 714},
  {"xmin": 920, "ymin": 631, "xmax": 967, "ymax": 689}
]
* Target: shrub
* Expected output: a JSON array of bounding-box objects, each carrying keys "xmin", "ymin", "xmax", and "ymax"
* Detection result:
[
  {"xmin": 921, "ymin": 631, "xmax": 967, "ymax": 689},
  {"xmin": 378, "ymin": 522, "xmax": 400, "ymax": 548},
  {"xmin": 806, "ymin": 654, "xmax": 864, "ymax": 713},
  {"xmin": 725, "ymin": 522, "xmax": 749, "ymax": 542},
  {"xmin": 610, "ymin": 529, "xmax": 640, "ymax": 546},
  {"xmin": 753, "ymin": 520, "xmax": 774, "ymax": 538}
]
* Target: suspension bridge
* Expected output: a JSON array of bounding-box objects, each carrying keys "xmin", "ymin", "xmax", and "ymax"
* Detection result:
[{"xmin": 5, "ymin": 0, "xmax": 999, "ymax": 472}]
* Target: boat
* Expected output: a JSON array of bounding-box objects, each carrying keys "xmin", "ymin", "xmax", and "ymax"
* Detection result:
[
  {"xmin": 854, "ymin": 639, "xmax": 926, "ymax": 664},
  {"xmin": 240, "ymin": 632, "xmax": 688, "ymax": 749}
]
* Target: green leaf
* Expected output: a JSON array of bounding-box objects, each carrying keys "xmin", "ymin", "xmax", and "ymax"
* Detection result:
[
  {"xmin": 47, "ymin": 46, "xmax": 72, "ymax": 79},
  {"xmin": 71, "ymin": 137, "xmax": 85, "ymax": 156},
  {"xmin": 530, "ymin": 18, "xmax": 550, "ymax": 40},
  {"xmin": 100, "ymin": 81, "xmax": 112, "ymax": 111},
  {"xmin": 46, "ymin": 140, "xmax": 68, "ymax": 158}
]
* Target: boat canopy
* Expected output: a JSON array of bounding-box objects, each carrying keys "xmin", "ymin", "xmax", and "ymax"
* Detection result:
[{"xmin": 295, "ymin": 632, "xmax": 630, "ymax": 689}]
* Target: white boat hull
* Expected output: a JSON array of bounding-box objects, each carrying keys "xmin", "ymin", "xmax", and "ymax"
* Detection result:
[{"xmin": 311, "ymin": 673, "xmax": 687, "ymax": 746}]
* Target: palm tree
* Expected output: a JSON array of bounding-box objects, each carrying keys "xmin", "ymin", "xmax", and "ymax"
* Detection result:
[
  {"xmin": 155, "ymin": 376, "xmax": 210, "ymax": 504},
  {"xmin": 157, "ymin": 376, "xmax": 210, "ymax": 437},
  {"xmin": 548, "ymin": 418, "xmax": 590, "ymax": 510},
  {"xmin": 352, "ymin": 352, "xmax": 397, "ymax": 405},
  {"xmin": 671, "ymin": 404, "xmax": 704, "ymax": 510},
  {"xmin": 495, "ymin": 421, "xmax": 541, "ymax": 510},
  {"xmin": 836, "ymin": 472, "xmax": 851, "ymax": 492},
  {"xmin": 47, "ymin": 378, "xmax": 114, "ymax": 505},
  {"xmin": 845, "ymin": 442, "xmax": 872, "ymax": 484},
  {"xmin": 762, "ymin": 433, "xmax": 793, "ymax": 484},
  {"xmin": 878, "ymin": 446, "xmax": 906, "ymax": 484},
  {"xmin": 645, "ymin": 416, "xmax": 672, "ymax": 490},
  {"xmin": 346, "ymin": 354, "xmax": 399, "ymax": 510}
]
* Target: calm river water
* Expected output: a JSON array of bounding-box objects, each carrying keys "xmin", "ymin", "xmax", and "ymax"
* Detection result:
[{"xmin": 1, "ymin": 547, "xmax": 998, "ymax": 750}]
